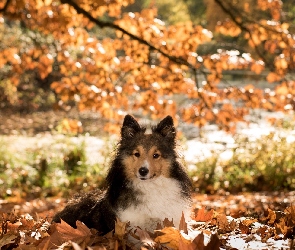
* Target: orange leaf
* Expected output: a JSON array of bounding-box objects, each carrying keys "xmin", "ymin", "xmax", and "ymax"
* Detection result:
[
  {"xmin": 194, "ymin": 207, "xmax": 214, "ymax": 222},
  {"xmin": 56, "ymin": 219, "xmax": 91, "ymax": 245}
]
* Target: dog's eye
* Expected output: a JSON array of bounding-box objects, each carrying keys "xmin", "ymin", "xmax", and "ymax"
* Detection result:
[
  {"xmin": 134, "ymin": 152, "xmax": 140, "ymax": 157},
  {"xmin": 153, "ymin": 153, "xmax": 160, "ymax": 159}
]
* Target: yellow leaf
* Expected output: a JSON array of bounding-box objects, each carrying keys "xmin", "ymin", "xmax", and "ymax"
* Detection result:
[
  {"xmin": 114, "ymin": 218, "xmax": 127, "ymax": 240},
  {"xmin": 155, "ymin": 227, "xmax": 191, "ymax": 250}
]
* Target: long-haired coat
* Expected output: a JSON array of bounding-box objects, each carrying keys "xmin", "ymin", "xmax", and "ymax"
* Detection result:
[{"xmin": 53, "ymin": 115, "xmax": 192, "ymax": 234}]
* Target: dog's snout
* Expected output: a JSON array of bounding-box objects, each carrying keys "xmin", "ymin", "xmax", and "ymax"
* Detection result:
[{"xmin": 139, "ymin": 167, "xmax": 149, "ymax": 176}]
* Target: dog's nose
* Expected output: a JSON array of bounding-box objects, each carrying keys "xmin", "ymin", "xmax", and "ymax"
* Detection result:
[{"xmin": 139, "ymin": 167, "xmax": 149, "ymax": 176}]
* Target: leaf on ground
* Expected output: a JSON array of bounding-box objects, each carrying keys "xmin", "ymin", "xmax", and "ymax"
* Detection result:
[
  {"xmin": 114, "ymin": 218, "xmax": 127, "ymax": 240},
  {"xmin": 194, "ymin": 207, "xmax": 214, "ymax": 222},
  {"xmin": 191, "ymin": 232, "xmax": 205, "ymax": 250},
  {"xmin": 179, "ymin": 212, "xmax": 188, "ymax": 234},
  {"xmin": 239, "ymin": 222, "xmax": 251, "ymax": 234},
  {"xmin": 206, "ymin": 233, "xmax": 221, "ymax": 250},
  {"xmin": 275, "ymin": 217, "xmax": 289, "ymax": 236},
  {"xmin": 135, "ymin": 227, "xmax": 155, "ymax": 247},
  {"xmin": 56, "ymin": 220, "xmax": 91, "ymax": 242},
  {"xmin": 284, "ymin": 205, "xmax": 295, "ymax": 225},
  {"xmin": 0, "ymin": 233, "xmax": 18, "ymax": 248},
  {"xmin": 262, "ymin": 208, "xmax": 276, "ymax": 224},
  {"xmin": 190, "ymin": 232, "xmax": 220, "ymax": 250},
  {"xmin": 179, "ymin": 237, "xmax": 195, "ymax": 250},
  {"xmin": 215, "ymin": 213, "xmax": 234, "ymax": 233},
  {"xmin": 7, "ymin": 221, "xmax": 22, "ymax": 231},
  {"xmin": 19, "ymin": 214, "xmax": 35, "ymax": 230},
  {"xmin": 163, "ymin": 217, "xmax": 175, "ymax": 228},
  {"xmin": 155, "ymin": 227, "xmax": 190, "ymax": 250},
  {"xmin": 242, "ymin": 218, "xmax": 258, "ymax": 227}
]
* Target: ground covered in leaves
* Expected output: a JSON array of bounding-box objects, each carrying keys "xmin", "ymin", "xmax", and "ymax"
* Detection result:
[{"xmin": 0, "ymin": 192, "xmax": 294, "ymax": 249}]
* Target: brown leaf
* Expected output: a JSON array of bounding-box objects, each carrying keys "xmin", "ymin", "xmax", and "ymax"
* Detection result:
[
  {"xmin": 163, "ymin": 218, "xmax": 175, "ymax": 228},
  {"xmin": 56, "ymin": 219, "xmax": 91, "ymax": 245},
  {"xmin": 206, "ymin": 233, "xmax": 221, "ymax": 250},
  {"xmin": 215, "ymin": 213, "xmax": 232, "ymax": 233},
  {"xmin": 179, "ymin": 212, "xmax": 188, "ymax": 234},
  {"xmin": 239, "ymin": 222, "xmax": 251, "ymax": 234},
  {"xmin": 191, "ymin": 232, "xmax": 205, "ymax": 250},
  {"xmin": 155, "ymin": 227, "xmax": 190, "ymax": 250},
  {"xmin": 0, "ymin": 233, "xmax": 18, "ymax": 248},
  {"xmin": 242, "ymin": 219, "xmax": 258, "ymax": 227},
  {"xmin": 135, "ymin": 227, "xmax": 155, "ymax": 247},
  {"xmin": 114, "ymin": 218, "xmax": 126, "ymax": 240},
  {"xmin": 263, "ymin": 208, "xmax": 276, "ymax": 225},
  {"xmin": 194, "ymin": 208, "xmax": 214, "ymax": 222}
]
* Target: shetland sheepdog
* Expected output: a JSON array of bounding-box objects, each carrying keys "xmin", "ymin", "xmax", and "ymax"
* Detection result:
[{"xmin": 52, "ymin": 115, "xmax": 192, "ymax": 234}]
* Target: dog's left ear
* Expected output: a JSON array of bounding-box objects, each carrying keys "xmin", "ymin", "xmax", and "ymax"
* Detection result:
[{"xmin": 153, "ymin": 116, "xmax": 176, "ymax": 140}]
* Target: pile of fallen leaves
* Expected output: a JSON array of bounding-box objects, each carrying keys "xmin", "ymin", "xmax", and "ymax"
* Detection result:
[{"xmin": 1, "ymin": 204, "xmax": 294, "ymax": 250}]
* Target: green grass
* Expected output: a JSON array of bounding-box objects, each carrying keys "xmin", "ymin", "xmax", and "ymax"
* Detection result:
[{"xmin": 190, "ymin": 132, "xmax": 295, "ymax": 193}]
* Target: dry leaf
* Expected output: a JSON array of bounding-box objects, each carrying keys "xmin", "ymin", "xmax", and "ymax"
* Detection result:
[
  {"xmin": 163, "ymin": 218, "xmax": 175, "ymax": 228},
  {"xmin": 135, "ymin": 227, "xmax": 155, "ymax": 247},
  {"xmin": 194, "ymin": 208, "xmax": 214, "ymax": 222},
  {"xmin": 179, "ymin": 212, "xmax": 188, "ymax": 234},
  {"xmin": 155, "ymin": 227, "xmax": 190, "ymax": 250},
  {"xmin": 114, "ymin": 218, "xmax": 127, "ymax": 240},
  {"xmin": 0, "ymin": 233, "xmax": 18, "ymax": 248},
  {"xmin": 56, "ymin": 219, "xmax": 92, "ymax": 245}
]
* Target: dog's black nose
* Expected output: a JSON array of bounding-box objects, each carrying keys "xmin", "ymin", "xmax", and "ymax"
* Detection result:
[{"xmin": 139, "ymin": 167, "xmax": 149, "ymax": 176}]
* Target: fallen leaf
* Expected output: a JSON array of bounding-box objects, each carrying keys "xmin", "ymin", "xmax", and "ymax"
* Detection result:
[
  {"xmin": 242, "ymin": 219, "xmax": 258, "ymax": 227},
  {"xmin": 239, "ymin": 222, "xmax": 251, "ymax": 234},
  {"xmin": 179, "ymin": 212, "xmax": 188, "ymax": 234},
  {"xmin": 56, "ymin": 220, "xmax": 91, "ymax": 245},
  {"xmin": 155, "ymin": 227, "xmax": 190, "ymax": 250},
  {"xmin": 191, "ymin": 232, "xmax": 206, "ymax": 250},
  {"xmin": 163, "ymin": 218, "xmax": 175, "ymax": 228},
  {"xmin": 206, "ymin": 233, "xmax": 221, "ymax": 250},
  {"xmin": 135, "ymin": 227, "xmax": 155, "ymax": 247},
  {"xmin": 215, "ymin": 213, "xmax": 231, "ymax": 232},
  {"xmin": 194, "ymin": 208, "xmax": 214, "ymax": 222},
  {"xmin": 114, "ymin": 218, "xmax": 126, "ymax": 240},
  {"xmin": 262, "ymin": 208, "xmax": 276, "ymax": 225},
  {"xmin": 0, "ymin": 233, "xmax": 18, "ymax": 248}
]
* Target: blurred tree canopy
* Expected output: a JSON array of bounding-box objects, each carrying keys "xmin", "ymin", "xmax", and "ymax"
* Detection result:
[{"xmin": 0, "ymin": 0, "xmax": 295, "ymax": 132}]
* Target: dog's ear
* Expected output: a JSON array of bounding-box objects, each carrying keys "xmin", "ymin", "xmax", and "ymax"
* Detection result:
[
  {"xmin": 153, "ymin": 116, "xmax": 176, "ymax": 140},
  {"xmin": 121, "ymin": 115, "xmax": 142, "ymax": 139}
]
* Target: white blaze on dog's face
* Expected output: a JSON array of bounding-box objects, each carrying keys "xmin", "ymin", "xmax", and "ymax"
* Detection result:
[{"xmin": 122, "ymin": 144, "xmax": 171, "ymax": 180}]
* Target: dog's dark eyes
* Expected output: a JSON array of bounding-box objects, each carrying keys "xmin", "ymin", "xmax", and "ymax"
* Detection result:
[
  {"xmin": 153, "ymin": 153, "xmax": 160, "ymax": 159},
  {"xmin": 134, "ymin": 152, "xmax": 140, "ymax": 157}
]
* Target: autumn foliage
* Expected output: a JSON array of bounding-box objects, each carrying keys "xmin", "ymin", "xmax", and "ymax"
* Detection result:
[{"xmin": 0, "ymin": 0, "xmax": 295, "ymax": 132}]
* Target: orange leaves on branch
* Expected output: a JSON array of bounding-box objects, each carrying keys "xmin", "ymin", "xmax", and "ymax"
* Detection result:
[
  {"xmin": 267, "ymin": 72, "xmax": 281, "ymax": 83},
  {"xmin": 215, "ymin": 19, "xmax": 241, "ymax": 37}
]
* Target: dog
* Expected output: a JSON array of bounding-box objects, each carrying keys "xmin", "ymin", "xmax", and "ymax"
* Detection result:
[{"xmin": 52, "ymin": 115, "xmax": 192, "ymax": 234}]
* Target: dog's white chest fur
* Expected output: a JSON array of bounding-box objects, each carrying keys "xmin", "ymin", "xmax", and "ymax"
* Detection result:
[{"xmin": 117, "ymin": 176, "xmax": 191, "ymax": 231}]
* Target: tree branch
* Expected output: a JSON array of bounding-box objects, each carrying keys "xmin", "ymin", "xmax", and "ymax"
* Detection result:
[
  {"xmin": 214, "ymin": 0, "xmax": 275, "ymax": 71},
  {"xmin": 60, "ymin": 0, "xmax": 196, "ymax": 71}
]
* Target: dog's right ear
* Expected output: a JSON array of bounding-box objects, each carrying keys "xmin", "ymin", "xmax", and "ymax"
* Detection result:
[{"xmin": 121, "ymin": 115, "xmax": 142, "ymax": 139}]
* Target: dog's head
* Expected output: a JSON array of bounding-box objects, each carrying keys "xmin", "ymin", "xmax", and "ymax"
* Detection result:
[{"xmin": 119, "ymin": 115, "xmax": 177, "ymax": 180}]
